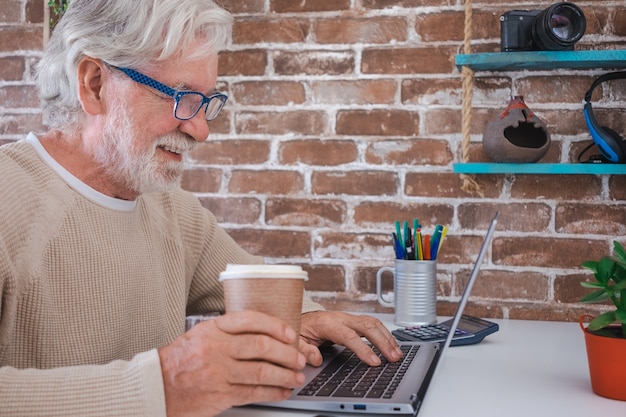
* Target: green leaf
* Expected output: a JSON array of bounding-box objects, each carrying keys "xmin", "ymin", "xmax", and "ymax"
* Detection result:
[
  {"xmin": 615, "ymin": 309, "xmax": 626, "ymax": 325},
  {"xmin": 580, "ymin": 289, "xmax": 609, "ymax": 303},
  {"xmin": 588, "ymin": 311, "xmax": 617, "ymax": 331},
  {"xmin": 614, "ymin": 264, "xmax": 626, "ymax": 284},
  {"xmin": 614, "ymin": 241, "xmax": 626, "ymax": 262},
  {"xmin": 580, "ymin": 281, "xmax": 604, "ymax": 289},
  {"xmin": 596, "ymin": 257, "xmax": 617, "ymax": 285},
  {"xmin": 613, "ymin": 280, "xmax": 626, "ymax": 291},
  {"xmin": 581, "ymin": 260, "xmax": 598, "ymax": 273}
]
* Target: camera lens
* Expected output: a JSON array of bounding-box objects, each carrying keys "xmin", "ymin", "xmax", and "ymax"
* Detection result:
[{"xmin": 533, "ymin": 2, "xmax": 586, "ymax": 50}]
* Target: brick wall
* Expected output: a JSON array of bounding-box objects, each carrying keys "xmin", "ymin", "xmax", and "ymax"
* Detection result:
[{"xmin": 2, "ymin": 1, "xmax": 625, "ymax": 322}]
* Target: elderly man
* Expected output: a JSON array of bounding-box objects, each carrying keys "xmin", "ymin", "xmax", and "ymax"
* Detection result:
[{"xmin": 0, "ymin": 1, "xmax": 402, "ymax": 416}]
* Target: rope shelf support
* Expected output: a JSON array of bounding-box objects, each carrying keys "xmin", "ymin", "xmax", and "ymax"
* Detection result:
[{"xmin": 460, "ymin": 0, "xmax": 483, "ymax": 195}]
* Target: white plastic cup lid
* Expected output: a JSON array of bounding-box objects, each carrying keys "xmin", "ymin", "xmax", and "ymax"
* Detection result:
[{"xmin": 219, "ymin": 264, "xmax": 308, "ymax": 281}]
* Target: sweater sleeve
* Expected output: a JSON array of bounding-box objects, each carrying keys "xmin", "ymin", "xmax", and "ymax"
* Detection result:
[{"xmin": 0, "ymin": 350, "xmax": 166, "ymax": 417}]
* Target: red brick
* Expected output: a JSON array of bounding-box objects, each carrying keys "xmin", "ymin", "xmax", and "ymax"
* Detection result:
[
  {"xmin": 231, "ymin": 81, "xmax": 305, "ymax": 106},
  {"xmin": 228, "ymin": 170, "xmax": 304, "ymax": 194},
  {"xmin": 236, "ymin": 111, "xmax": 328, "ymax": 135},
  {"xmin": 219, "ymin": 0, "xmax": 265, "ymax": 14},
  {"xmin": 218, "ymin": 50, "xmax": 267, "ymax": 76},
  {"xmin": 0, "ymin": 57, "xmax": 25, "ymax": 81},
  {"xmin": 472, "ymin": 77, "xmax": 513, "ymax": 105},
  {"xmin": 415, "ymin": 11, "xmax": 499, "ymax": 42},
  {"xmin": 0, "ymin": 0, "xmax": 22, "ymax": 23},
  {"xmin": 301, "ymin": 264, "xmax": 347, "ymax": 292},
  {"xmin": 422, "ymin": 108, "xmax": 461, "ymax": 135},
  {"xmin": 336, "ymin": 109, "xmax": 419, "ymax": 136},
  {"xmin": 353, "ymin": 201, "xmax": 453, "ymax": 229},
  {"xmin": 405, "ymin": 173, "xmax": 504, "ymax": 199},
  {"xmin": 555, "ymin": 204, "xmax": 626, "ymax": 235},
  {"xmin": 312, "ymin": 171, "xmax": 398, "ymax": 196},
  {"xmin": 537, "ymin": 109, "xmax": 589, "ymax": 137},
  {"xmin": 279, "ymin": 140, "xmax": 358, "ymax": 166},
  {"xmin": 266, "ymin": 198, "xmax": 347, "ymax": 227},
  {"xmin": 189, "ymin": 140, "xmax": 270, "ymax": 165},
  {"xmin": 614, "ymin": 10, "xmax": 626, "ymax": 36},
  {"xmin": 226, "ymin": 229, "xmax": 311, "ymax": 257},
  {"xmin": 271, "ymin": 0, "xmax": 350, "ymax": 13},
  {"xmin": 459, "ymin": 203, "xmax": 551, "ymax": 233},
  {"xmin": 610, "ymin": 176, "xmax": 626, "ymax": 200},
  {"xmin": 0, "ymin": 85, "xmax": 39, "ymax": 108},
  {"xmin": 510, "ymin": 175, "xmax": 602, "ymax": 200},
  {"xmin": 207, "ymin": 111, "xmax": 230, "ymax": 135},
  {"xmin": 311, "ymin": 80, "xmax": 396, "ymax": 105},
  {"xmin": 401, "ymin": 78, "xmax": 462, "ymax": 106},
  {"xmin": 354, "ymin": 266, "xmax": 391, "ymax": 295},
  {"xmin": 0, "ymin": 27, "xmax": 42, "ymax": 51},
  {"xmin": 435, "ymin": 235, "xmax": 487, "ymax": 265},
  {"xmin": 234, "ymin": 18, "xmax": 309, "ymax": 44},
  {"xmin": 25, "ymin": 0, "xmax": 44, "ymax": 24},
  {"xmin": 314, "ymin": 232, "xmax": 391, "ymax": 260},
  {"xmin": 492, "ymin": 237, "xmax": 609, "ymax": 269},
  {"xmin": 314, "ymin": 17, "xmax": 407, "ymax": 44},
  {"xmin": 365, "ymin": 139, "xmax": 452, "ymax": 166},
  {"xmin": 181, "ymin": 168, "xmax": 222, "ymax": 193},
  {"xmin": 515, "ymin": 75, "xmax": 596, "ymax": 105},
  {"xmin": 0, "ymin": 114, "xmax": 45, "ymax": 135},
  {"xmin": 554, "ymin": 272, "xmax": 613, "ymax": 305},
  {"xmin": 360, "ymin": 0, "xmax": 444, "ymax": 8},
  {"xmin": 361, "ymin": 46, "xmax": 455, "ymax": 75},
  {"xmin": 580, "ymin": 8, "xmax": 626, "ymax": 37},
  {"xmin": 273, "ymin": 50, "xmax": 355, "ymax": 76},
  {"xmin": 198, "ymin": 197, "xmax": 262, "ymax": 224},
  {"xmin": 456, "ymin": 269, "xmax": 550, "ymax": 301}
]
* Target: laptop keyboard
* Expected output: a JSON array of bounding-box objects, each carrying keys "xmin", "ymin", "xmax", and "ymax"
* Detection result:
[{"xmin": 297, "ymin": 345, "xmax": 419, "ymax": 399}]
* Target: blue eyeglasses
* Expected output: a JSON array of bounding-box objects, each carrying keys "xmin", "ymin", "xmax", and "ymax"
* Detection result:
[{"xmin": 110, "ymin": 65, "xmax": 227, "ymax": 122}]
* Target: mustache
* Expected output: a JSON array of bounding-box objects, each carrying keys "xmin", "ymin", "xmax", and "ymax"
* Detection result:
[{"xmin": 154, "ymin": 133, "xmax": 197, "ymax": 154}]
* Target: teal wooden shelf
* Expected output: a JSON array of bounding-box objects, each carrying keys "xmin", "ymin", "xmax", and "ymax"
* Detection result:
[
  {"xmin": 455, "ymin": 49, "xmax": 626, "ymax": 72},
  {"xmin": 453, "ymin": 163, "xmax": 626, "ymax": 175}
]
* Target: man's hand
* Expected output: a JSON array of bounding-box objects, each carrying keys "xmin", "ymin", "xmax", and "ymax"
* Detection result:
[
  {"xmin": 158, "ymin": 311, "xmax": 306, "ymax": 417},
  {"xmin": 298, "ymin": 311, "xmax": 403, "ymax": 367}
]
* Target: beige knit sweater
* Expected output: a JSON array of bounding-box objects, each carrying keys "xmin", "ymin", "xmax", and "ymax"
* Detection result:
[{"xmin": 0, "ymin": 134, "xmax": 322, "ymax": 416}]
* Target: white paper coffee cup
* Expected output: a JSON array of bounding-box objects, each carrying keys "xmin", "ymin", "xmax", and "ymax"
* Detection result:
[{"xmin": 219, "ymin": 264, "xmax": 308, "ymax": 346}]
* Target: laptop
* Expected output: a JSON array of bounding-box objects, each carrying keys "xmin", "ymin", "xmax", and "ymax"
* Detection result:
[{"xmin": 255, "ymin": 212, "xmax": 499, "ymax": 416}]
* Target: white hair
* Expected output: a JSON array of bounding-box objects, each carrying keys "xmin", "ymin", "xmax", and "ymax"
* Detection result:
[{"xmin": 38, "ymin": 0, "xmax": 233, "ymax": 129}]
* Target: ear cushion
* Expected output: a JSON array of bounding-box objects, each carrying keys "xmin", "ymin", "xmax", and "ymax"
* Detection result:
[
  {"xmin": 583, "ymin": 71, "xmax": 626, "ymax": 163},
  {"xmin": 584, "ymin": 102, "xmax": 626, "ymax": 163},
  {"xmin": 601, "ymin": 126, "xmax": 626, "ymax": 161}
]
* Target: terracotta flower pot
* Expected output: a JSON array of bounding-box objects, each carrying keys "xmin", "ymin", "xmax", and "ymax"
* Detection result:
[{"xmin": 579, "ymin": 316, "xmax": 626, "ymax": 401}]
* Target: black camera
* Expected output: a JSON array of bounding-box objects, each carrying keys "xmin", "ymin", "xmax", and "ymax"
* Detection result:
[{"xmin": 500, "ymin": 2, "xmax": 586, "ymax": 52}]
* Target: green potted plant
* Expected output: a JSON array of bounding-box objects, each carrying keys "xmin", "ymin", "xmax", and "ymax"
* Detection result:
[{"xmin": 579, "ymin": 240, "xmax": 626, "ymax": 401}]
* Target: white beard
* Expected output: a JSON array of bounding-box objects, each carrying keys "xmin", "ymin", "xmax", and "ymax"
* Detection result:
[{"xmin": 93, "ymin": 99, "xmax": 196, "ymax": 195}]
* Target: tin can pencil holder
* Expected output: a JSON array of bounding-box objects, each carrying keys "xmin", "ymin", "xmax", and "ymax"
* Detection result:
[{"xmin": 376, "ymin": 259, "xmax": 437, "ymax": 327}]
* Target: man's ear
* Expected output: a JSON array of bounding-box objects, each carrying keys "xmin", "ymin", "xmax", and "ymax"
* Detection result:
[{"xmin": 77, "ymin": 58, "xmax": 107, "ymax": 116}]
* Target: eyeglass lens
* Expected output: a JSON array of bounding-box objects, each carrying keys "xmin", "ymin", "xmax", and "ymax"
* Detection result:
[{"xmin": 175, "ymin": 92, "xmax": 226, "ymax": 121}]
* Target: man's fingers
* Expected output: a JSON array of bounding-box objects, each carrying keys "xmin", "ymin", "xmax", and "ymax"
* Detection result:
[
  {"xmin": 223, "ymin": 333, "xmax": 306, "ymax": 370},
  {"xmin": 226, "ymin": 359, "xmax": 306, "ymax": 388},
  {"xmin": 214, "ymin": 310, "xmax": 297, "ymax": 344}
]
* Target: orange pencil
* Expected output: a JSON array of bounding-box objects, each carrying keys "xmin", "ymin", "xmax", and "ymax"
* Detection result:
[{"xmin": 424, "ymin": 234, "xmax": 431, "ymax": 260}]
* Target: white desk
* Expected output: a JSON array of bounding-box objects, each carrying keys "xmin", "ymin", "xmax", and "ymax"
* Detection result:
[{"xmin": 218, "ymin": 315, "xmax": 625, "ymax": 417}]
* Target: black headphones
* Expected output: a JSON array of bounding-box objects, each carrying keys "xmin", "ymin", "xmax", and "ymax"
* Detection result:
[{"xmin": 583, "ymin": 71, "xmax": 626, "ymax": 163}]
